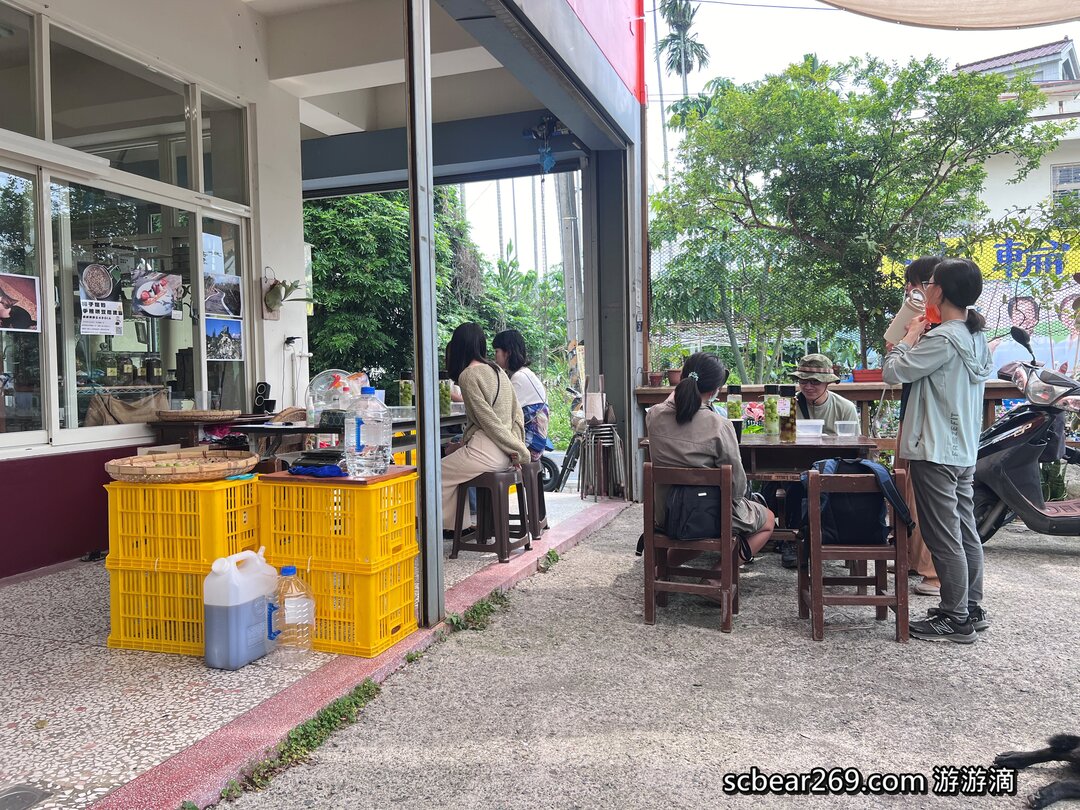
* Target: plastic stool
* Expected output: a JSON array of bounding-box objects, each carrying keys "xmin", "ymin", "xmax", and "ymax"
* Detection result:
[{"xmin": 450, "ymin": 468, "xmax": 530, "ymax": 563}]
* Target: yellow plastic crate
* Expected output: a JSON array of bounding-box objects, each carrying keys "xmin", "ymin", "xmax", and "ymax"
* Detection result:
[
  {"xmin": 258, "ymin": 472, "xmax": 418, "ymax": 574},
  {"xmin": 106, "ymin": 478, "xmax": 258, "ymax": 572},
  {"xmin": 268, "ymin": 550, "xmax": 418, "ymax": 658},
  {"xmin": 106, "ymin": 558, "xmax": 204, "ymax": 656}
]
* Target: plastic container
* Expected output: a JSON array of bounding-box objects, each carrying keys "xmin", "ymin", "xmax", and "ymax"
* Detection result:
[
  {"xmin": 107, "ymin": 558, "xmax": 205, "ymax": 655},
  {"xmin": 276, "ymin": 565, "xmax": 315, "ymax": 660},
  {"xmin": 439, "ymin": 377, "xmax": 453, "ymax": 417},
  {"xmin": 203, "ymin": 548, "xmax": 279, "ymax": 670},
  {"xmin": 796, "ymin": 419, "xmax": 825, "ymax": 436},
  {"xmin": 257, "ymin": 471, "xmax": 418, "ymax": 573},
  {"xmin": 835, "ymin": 420, "xmax": 859, "ymax": 437},
  {"xmin": 344, "ymin": 386, "xmax": 392, "ymax": 477},
  {"xmin": 779, "ymin": 384, "xmax": 798, "ymax": 442},
  {"xmin": 266, "ymin": 550, "xmax": 418, "ymax": 658},
  {"xmin": 763, "ymin": 384, "xmax": 780, "ymax": 436},
  {"xmin": 724, "ymin": 385, "xmax": 742, "ymax": 420},
  {"xmin": 106, "ymin": 478, "xmax": 259, "ymax": 572}
]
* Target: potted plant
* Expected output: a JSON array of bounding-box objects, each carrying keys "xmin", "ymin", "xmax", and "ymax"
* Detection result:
[{"xmin": 658, "ymin": 343, "xmax": 687, "ymax": 385}]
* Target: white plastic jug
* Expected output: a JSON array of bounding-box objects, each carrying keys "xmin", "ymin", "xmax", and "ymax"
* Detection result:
[{"xmin": 203, "ymin": 548, "xmax": 279, "ymax": 670}]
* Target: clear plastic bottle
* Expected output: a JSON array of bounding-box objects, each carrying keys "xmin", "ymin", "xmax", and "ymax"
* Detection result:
[
  {"xmin": 344, "ymin": 386, "xmax": 392, "ymax": 476},
  {"xmin": 275, "ymin": 565, "xmax": 314, "ymax": 661},
  {"xmin": 779, "ymin": 384, "xmax": 798, "ymax": 442},
  {"xmin": 725, "ymin": 384, "xmax": 743, "ymax": 420},
  {"xmin": 763, "ymin": 384, "xmax": 780, "ymax": 436}
]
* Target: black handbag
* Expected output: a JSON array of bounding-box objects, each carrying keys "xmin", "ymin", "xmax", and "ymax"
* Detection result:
[{"xmin": 663, "ymin": 484, "xmax": 754, "ymax": 562}]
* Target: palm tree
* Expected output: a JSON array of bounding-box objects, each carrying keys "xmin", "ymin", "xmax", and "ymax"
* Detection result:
[{"xmin": 656, "ymin": 0, "xmax": 710, "ymax": 98}]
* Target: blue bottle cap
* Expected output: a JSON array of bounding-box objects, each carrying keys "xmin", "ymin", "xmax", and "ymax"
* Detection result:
[
  {"xmin": 361, "ymin": 386, "xmax": 375, "ymax": 395},
  {"xmin": 280, "ymin": 565, "xmax": 297, "ymax": 576}
]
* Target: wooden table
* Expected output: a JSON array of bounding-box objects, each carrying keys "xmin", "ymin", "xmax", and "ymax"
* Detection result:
[
  {"xmin": 738, "ymin": 434, "xmax": 879, "ymax": 480},
  {"xmin": 640, "ymin": 433, "xmax": 878, "ymax": 482},
  {"xmin": 635, "ymin": 380, "xmax": 1023, "ymax": 449},
  {"xmin": 233, "ymin": 414, "xmax": 468, "ymax": 460},
  {"xmin": 151, "ymin": 415, "xmax": 269, "ymax": 447}
]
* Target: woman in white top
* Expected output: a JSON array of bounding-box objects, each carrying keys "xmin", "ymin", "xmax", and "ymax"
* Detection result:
[{"xmin": 493, "ymin": 329, "xmax": 550, "ymax": 461}]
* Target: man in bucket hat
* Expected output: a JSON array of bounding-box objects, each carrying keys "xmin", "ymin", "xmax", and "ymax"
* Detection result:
[
  {"xmin": 791, "ymin": 353, "xmax": 857, "ymax": 435},
  {"xmin": 767, "ymin": 354, "xmax": 860, "ymax": 569}
]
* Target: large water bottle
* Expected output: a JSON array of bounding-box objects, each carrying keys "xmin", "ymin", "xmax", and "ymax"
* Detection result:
[
  {"xmin": 344, "ymin": 386, "xmax": 392, "ymax": 476},
  {"xmin": 203, "ymin": 548, "xmax": 279, "ymax": 671},
  {"xmin": 275, "ymin": 565, "xmax": 315, "ymax": 661}
]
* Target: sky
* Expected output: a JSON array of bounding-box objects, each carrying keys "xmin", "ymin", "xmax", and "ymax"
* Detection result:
[{"xmin": 462, "ymin": 0, "xmax": 1080, "ymax": 273}]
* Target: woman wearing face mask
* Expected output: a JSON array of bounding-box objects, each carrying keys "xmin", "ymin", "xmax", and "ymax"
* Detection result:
[{"xmin": 883, "ymin": 258, "xmax": 993, "ymax": 643}]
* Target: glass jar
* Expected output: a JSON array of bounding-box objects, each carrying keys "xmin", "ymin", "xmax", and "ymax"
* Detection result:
[
  {"xmin": 117, "ymin": 352, "xmax": 134, "ymax": 386},
  {"xmin": 439, "ymin": 377, "xmax": 453, "ymax": 417},
  {"xmin": 779, "ymin": 384, "xmax": 798, "ymax": 442},
  {"xmin": 398, "ymin": 372, "xmax": 414, "ymax": 407},
  {"xmin": 100, "ymin": 350, "xmax": 117, "ymax": 386},
  {"xmin": 724, "ymin": 384, "xmax": 743, "ymax": 420},
  {"xmin": 763, "ymin": 384, "xmax": 780, "ymax": 436},
  {"xmin": 147, "ymin": 353, "xmax": 163, "ymax": 385}
]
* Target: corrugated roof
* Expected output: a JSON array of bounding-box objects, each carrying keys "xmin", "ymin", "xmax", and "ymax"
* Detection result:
[{"xmin": 957, "ymin": 38, "xmax": 1071, "ymax": 73}]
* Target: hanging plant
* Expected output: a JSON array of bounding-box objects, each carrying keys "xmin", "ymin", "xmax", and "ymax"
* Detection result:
[{"xmin": 262, "ymin": 266, "xmax": 311, "ymax": 312}]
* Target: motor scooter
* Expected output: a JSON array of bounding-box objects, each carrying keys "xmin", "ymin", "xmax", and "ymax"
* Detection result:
[{"xmin": 973, "ymin": 327, "xmax": 1080, "ymax": 542}]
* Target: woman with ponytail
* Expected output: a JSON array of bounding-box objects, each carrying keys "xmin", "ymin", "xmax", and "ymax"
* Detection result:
[
  {"xmin": 646, "ymin": 353, "xmax": 774, "ymax": 567},
  {"xmin": 883, "ymin": 258, "xmax": 993, "ymax": 643}
]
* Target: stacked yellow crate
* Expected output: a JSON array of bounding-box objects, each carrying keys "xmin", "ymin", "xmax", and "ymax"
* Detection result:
[
  {"xmin": 105, "ymin": 478, "xmax": 259, "ymax": 655},
  {"xmin": 257, "ymin": 469, "xmax": 419, "ymax": 657}
]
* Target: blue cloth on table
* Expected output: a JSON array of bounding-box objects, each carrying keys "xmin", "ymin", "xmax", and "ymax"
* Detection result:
[{"xmin": 287, "ymin": 464, "xmax": 347, "ymax": 477}]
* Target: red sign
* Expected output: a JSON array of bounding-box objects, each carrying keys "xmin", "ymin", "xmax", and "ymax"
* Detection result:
[{"xmin": 563, "ymin": 0, "xmax": 646, "ymax": 104}]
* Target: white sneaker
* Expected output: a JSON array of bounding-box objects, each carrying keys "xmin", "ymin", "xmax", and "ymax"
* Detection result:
[{"xmin": 913, "ymin": 580, "xmax": 941, "ymax": 597}]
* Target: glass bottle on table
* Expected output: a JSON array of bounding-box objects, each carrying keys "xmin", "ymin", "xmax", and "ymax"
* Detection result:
[
  {"xmin": 724, "ymin": 384, "xmax": 743, "ymax": 420},
  {"xmin": 779, "ymin": 384, "xmax": 798, "ymax": 442},
  {"xmin": 763, "ymin": 384, "xmax": 780, "ymax": 436}
]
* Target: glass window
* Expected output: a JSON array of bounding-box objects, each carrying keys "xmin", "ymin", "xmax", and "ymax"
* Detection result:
[
  {"xmin": 0, "ymin": 166, "xmax": 43, "ymax": 433},
  {"xmin": 201, "ymin": 93, "xmax": 248, "ymax": 204},
  {"xmin": 0, "ymin": 6, "xmax": 35, "ymax": 137},
  {"xmin": 51, "ymin": 179, "xmax": 197, "ymax": 428},
  {"xmin": 50, "ymin": 28, "xmax": 188, "ymax": 187},
  {"xmin": 202, "ymin": 217, "xmax": 246, "ymax": 410}
]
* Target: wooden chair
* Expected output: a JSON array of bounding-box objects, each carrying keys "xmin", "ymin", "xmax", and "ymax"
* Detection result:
[
  {"xmin": 797, "ymin": 469, "xmax": 910, "ymax": 642},
  {"xmin": 643, "ymin": 463, "xmax": 741, "ymax": 632}
]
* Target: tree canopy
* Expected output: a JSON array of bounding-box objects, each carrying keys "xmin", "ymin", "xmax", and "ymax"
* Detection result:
[{"xmin": 658, "ymin": 54, "xmax": 1072, "ymax": 361}]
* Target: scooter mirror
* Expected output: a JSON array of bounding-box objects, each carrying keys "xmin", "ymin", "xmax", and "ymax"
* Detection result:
[{"xmin": 1010, "ymin": 326, "xmax": 1035, "ymax": 359}]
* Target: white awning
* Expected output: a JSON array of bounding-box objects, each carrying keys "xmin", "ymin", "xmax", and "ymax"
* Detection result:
[{"xmin": 819, "ymin": 0, "xmax": 1080, "ymax": 30}]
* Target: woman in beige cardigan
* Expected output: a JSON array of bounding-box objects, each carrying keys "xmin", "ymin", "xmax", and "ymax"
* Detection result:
[{"xmin": 441, "ymin": 323, "xmax": 529, "ymax": 536}]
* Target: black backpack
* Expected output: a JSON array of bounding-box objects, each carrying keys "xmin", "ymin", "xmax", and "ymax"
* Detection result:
[
  {"xmin": 634, "ymin": 484, "xmax": 753, "ymax": 561},
  {"xmin": 798, "ymin": 458, "xmax": 914, "ymax": 545}
]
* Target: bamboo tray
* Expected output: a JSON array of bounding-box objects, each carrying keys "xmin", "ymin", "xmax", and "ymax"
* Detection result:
[
  {"xmin": 155, "ymin": 409, "xmax": 242, "ymax": 422},
  {"xmin": 105, "ymin": 448, "xmax": 258, "ymax": 483}
]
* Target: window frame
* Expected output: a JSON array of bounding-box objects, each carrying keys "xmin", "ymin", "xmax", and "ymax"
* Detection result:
[{"xmin": 0, "ymin": 5, "xmax": 257, "ymax": 455}]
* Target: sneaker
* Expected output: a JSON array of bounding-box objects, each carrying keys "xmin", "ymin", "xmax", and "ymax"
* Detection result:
[
  {"xmin": 910, "ymin": 615, "xmax": 977, "ymax": 643},
  {"xmin": 780, "ymin": 541, "xmax": 799, "ymax": 569},
  {"xmin": 929, "ymin": 606, "xmax": 990, "ymax": 632},
  {"xmin": 913, "ymin": 579, "xmax": 941, "ymax": 597}
]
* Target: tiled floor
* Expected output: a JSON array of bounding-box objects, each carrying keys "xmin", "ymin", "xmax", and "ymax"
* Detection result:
[{"xmin": 0, "ymin": 492, "xmax": 595, "ymax": 810}]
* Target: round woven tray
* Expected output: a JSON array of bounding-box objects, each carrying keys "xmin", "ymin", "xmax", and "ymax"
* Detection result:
[
  {"xmin": 156, "ymin": 409, "xmax": 242, "ymax": 422},
  {"xmin": 105, "ymin": 448, "xmax": 258, "ymax": 483}
]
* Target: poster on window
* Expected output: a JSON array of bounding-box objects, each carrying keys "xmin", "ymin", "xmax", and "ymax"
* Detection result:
[
  {"xmin": 78, "ymin": 263, "xmax": 123, "ymax": 336},
  {"xmin": 206, "ymin": 317, "xmax": 243, "ymax": 361},
  {"xmin": 0, "ymin": 272, "xmax": 40, "ymax": 333},
  {"xmin": 131, "ymin": 258, "xmax": 184, "ymax": 319},
  {"xmin": 203, "ymin": 272, "xmax": 242, "ymax": 318}
]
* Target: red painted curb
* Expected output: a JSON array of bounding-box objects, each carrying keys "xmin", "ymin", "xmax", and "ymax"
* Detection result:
[{"xmin": 91, "ymin": 499, "xmax": 629, "ymax": 810}]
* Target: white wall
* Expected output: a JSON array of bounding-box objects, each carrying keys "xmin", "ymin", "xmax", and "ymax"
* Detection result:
[
  {"xmin": 982, "ymin": 134, "xmax": 1080, "ymax": 219},
  {"xmin": 13, "ymin": 0, "xmax": 309, "ymax": 407}
]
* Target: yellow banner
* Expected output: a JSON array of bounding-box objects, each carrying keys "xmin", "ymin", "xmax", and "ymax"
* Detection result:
[{"xmin": 884, "ymin": 235, "xmax": 1075, "ymax": 281}]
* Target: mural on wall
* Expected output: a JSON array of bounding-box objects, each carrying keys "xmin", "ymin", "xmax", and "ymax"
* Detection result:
[{"xmin": 889, "ymin": 235, "xmax": 1080, "ymax": 373}]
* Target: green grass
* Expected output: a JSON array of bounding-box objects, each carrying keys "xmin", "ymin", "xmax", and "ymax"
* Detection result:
[
  {"xmin": 218, "ymin": 679, "xmax": 381, "ymax": 801},
  {"xmin": 404, "ymin": 650, "xmax": 423, "ymax": 663},
  {"xmin": 538, "ymin": 548, "xmax": 560, "ymax": 573},
  {"xmin": 446, "ymin": 591, "xmax": 510, "ymax": 632}
]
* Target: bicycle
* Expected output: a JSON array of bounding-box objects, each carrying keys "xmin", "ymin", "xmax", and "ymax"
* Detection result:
[{"xmin": 541, "ymin": 387, "xmax": 586, "ymax": 492}]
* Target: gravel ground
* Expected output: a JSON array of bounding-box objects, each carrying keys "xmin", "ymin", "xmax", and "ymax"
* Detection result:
[{"xmin": 232, "ymin": 506, "xmax": 1080, "ymax": 810}]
